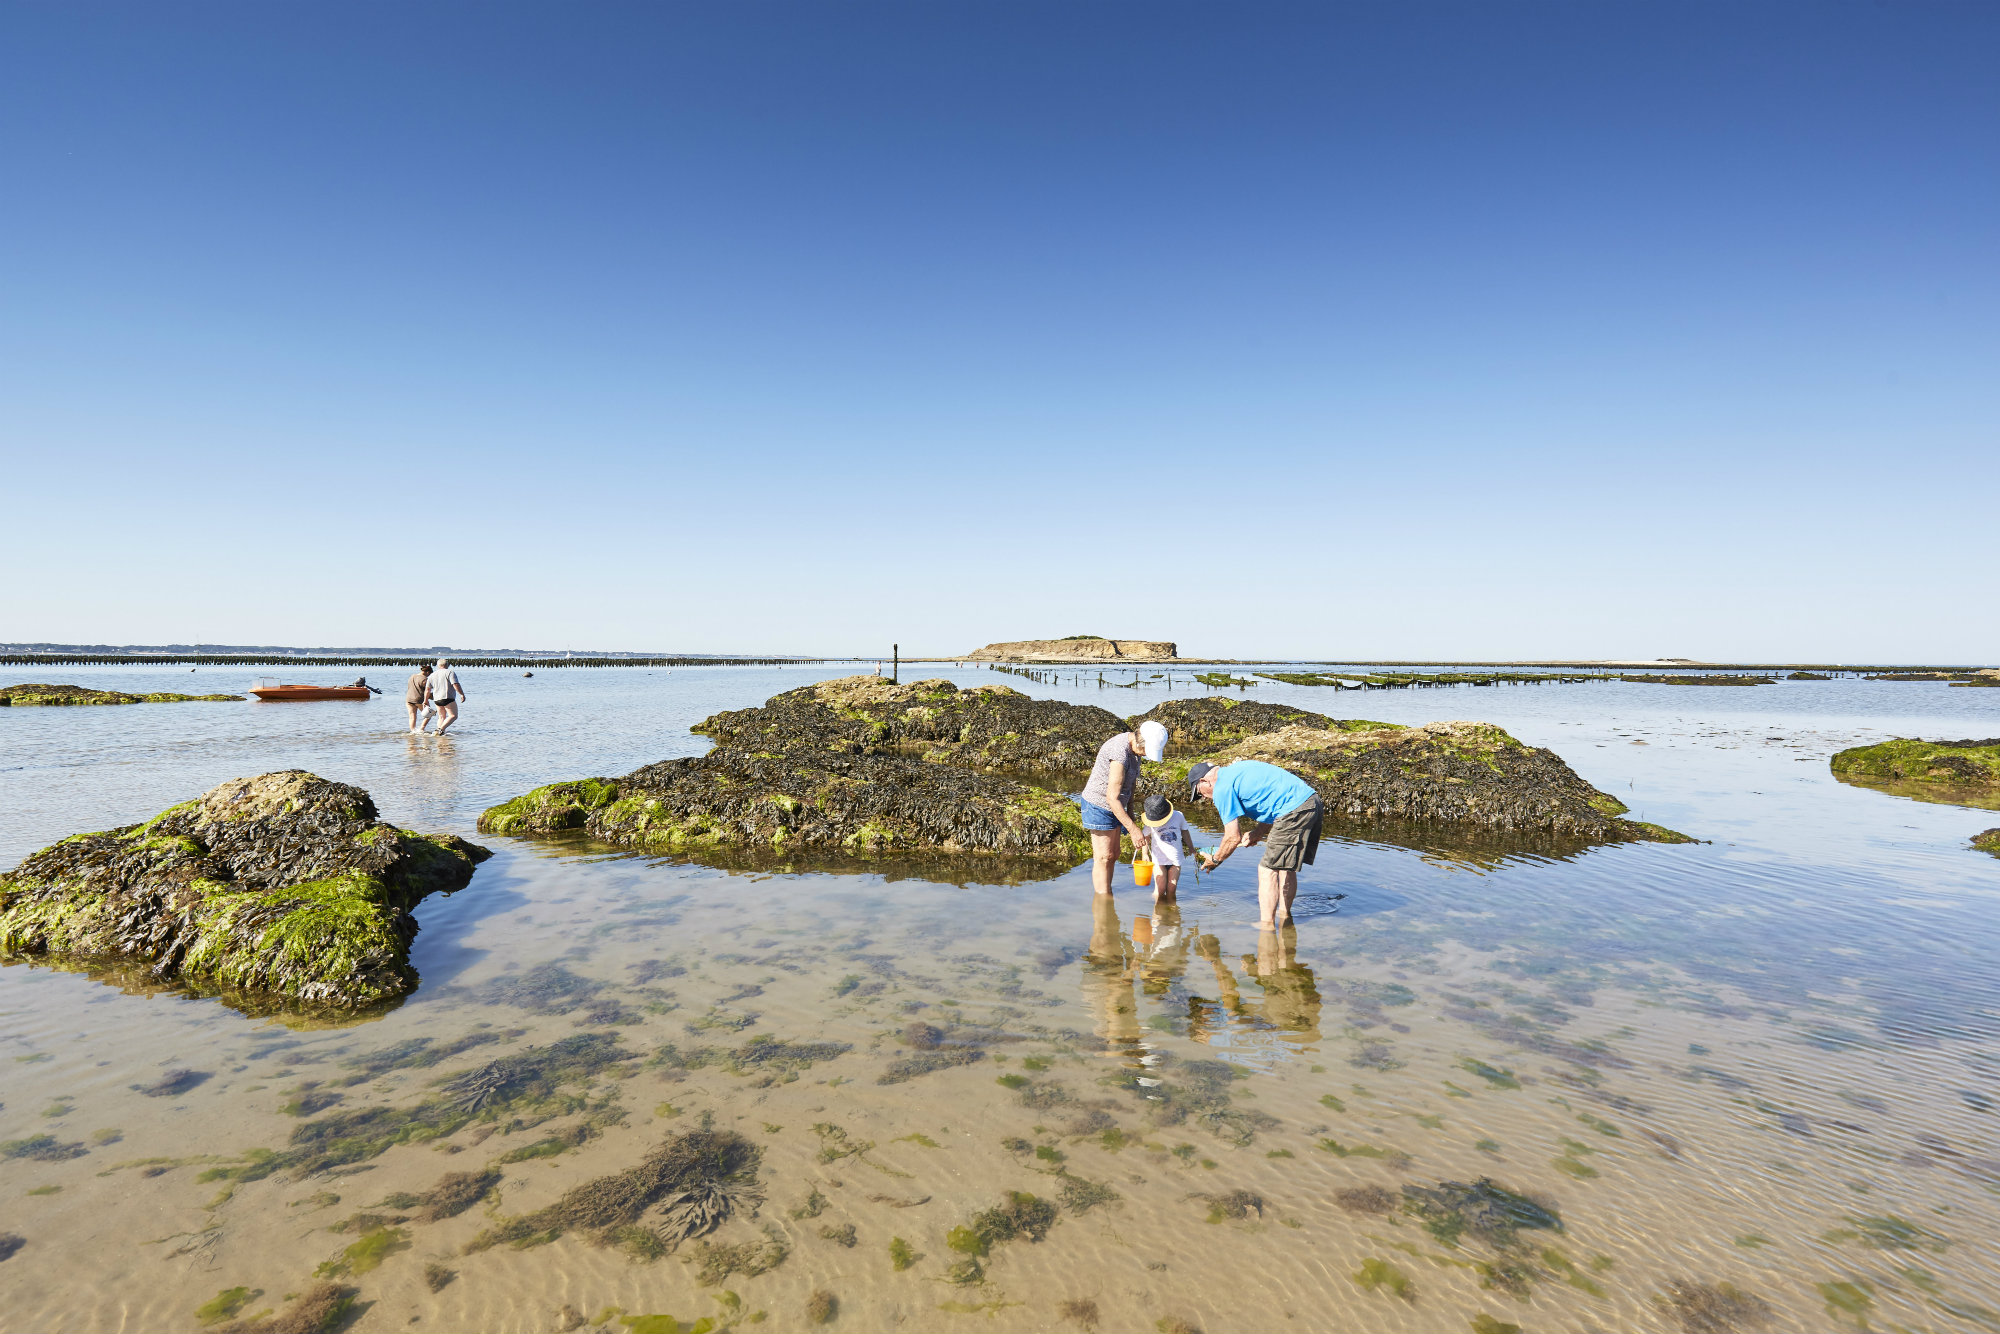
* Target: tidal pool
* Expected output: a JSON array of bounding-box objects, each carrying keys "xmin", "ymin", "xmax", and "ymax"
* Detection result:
[{"xmin": 2, "ymin": 663, "xmax": 1997, "ymax": 1333}]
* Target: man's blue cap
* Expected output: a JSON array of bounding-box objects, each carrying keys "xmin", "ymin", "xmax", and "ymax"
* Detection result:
[{"xmin": 1187, "ymin": 761, "xmax": 1216, "ymax": 794}]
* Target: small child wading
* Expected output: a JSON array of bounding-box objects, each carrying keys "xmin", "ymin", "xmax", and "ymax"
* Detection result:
[{"xmin": 1139, "ymin": 794, "xmax": 1194, "ymax": 902}]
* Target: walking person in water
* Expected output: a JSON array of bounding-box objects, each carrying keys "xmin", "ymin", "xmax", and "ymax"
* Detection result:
[
  {"xmin": 1189, "ymin": 758, "xmax": 1324, "ymax": 928},
  {"xmin": 429, "ymin": 658, "xmax": 466, "ymax": 735},
  {"xmin": 1080, "ymin": 719, "xmax": 1169, "ymax": 896},
  {"xmin": 403, "ymin": 664, "xmax": 432, "ymax": 733}
]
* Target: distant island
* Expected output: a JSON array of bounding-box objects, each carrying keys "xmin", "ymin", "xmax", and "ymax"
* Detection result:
[{"xmin": 964, "ymin": 636, "xmax": 1179, "ymax": 663}]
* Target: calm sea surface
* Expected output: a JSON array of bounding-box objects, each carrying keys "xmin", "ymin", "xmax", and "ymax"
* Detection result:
[{"xmin": 3, "ymin": 663, "xmax": 1998, "ymax": 1333}]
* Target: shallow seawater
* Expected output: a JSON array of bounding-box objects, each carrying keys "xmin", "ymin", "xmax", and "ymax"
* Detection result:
[{"xmin": 3, "ymin": 663, "xmax": 1999, "ymax": 1333}]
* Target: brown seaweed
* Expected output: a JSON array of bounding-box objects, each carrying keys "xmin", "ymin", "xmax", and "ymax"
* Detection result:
[
  {"xmin": 215, "ymin": 1282, "xmax": 356, "ymax": 1334},
  {"xmin": 468, "ymin": 1128, "xmax": 760, "ymax": 1252},
  {"xmin": 1654, "ymin": 1279, "xmax": 1775, "ymax": 1333}
]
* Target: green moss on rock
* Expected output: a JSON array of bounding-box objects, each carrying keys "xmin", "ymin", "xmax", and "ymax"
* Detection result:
[
  {"xmin": 481, "ymin": 749, "xmax": 1090, "ymax": 873},
  {"xmin": 1831, "ymin": 738, "xmax": 2000, "ymax": 796},
  {"xmin": 0, "ymin": 683, "xmax": 241, "ymax": 705},
  {"xmin": 0, "ymin": 772, "xmax": 491, "ymax": 1009},
  {"xmin": 1971, "ymin": 829, "xmax": 2000, "ymax": 858},
  {"xmin": 1138, "ymin": 722, "xmax": 1692, "ymax": 845},
  {"xmin": 693, "ymin": 675, "xmax": 1125, "ymax": 776},
  {"xmin": 1130, "ymin": 698, "xmax": 1397, "ymax": 755}
]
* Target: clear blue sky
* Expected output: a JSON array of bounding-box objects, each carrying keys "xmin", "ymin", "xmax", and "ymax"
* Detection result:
[{"xmin": 2, "ymin": 3, "xmax": 1993, "ymax": 661}]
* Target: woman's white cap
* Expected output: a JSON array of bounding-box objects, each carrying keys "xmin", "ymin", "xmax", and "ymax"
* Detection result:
[{"xmin": 1138, "ymin": 719, "xmax": 1168, "ymax": 761}]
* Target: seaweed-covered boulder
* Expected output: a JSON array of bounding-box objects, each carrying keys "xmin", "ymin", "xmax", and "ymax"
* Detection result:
[
  {"xmin": 0, "ymin": 683, "xmax": 242, "ymax": 705},
  {"xmin": 1831, "ymin": 738, "xmax": 2000, "ymax": 809},
  {"xmin": 1140, "ymin": 723, "xmax": 1692, "ymax": 843},
  {"xmin": 0, "ymin": 772, "xmax": 490, "ymax": 1008},
  {"xmin": 480, "ymin": 748, "xmax": 1088, "ymax": 869},
  {"xmin": 1974, "ymin": 829, "xmax": 2000, "ymax": 858},
  {"xmin": 693, "ymin": 676, "xmax": 1125, "ymax": 775},
  {"xmin": 1129, "ymin": 697, "xmax": 1395, "ymax": 754}
]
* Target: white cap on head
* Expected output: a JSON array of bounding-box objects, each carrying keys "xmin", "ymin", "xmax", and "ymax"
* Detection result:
[{"xmin": 1138, "ymin": 719, "xmax": 1168, "ymax": 762}]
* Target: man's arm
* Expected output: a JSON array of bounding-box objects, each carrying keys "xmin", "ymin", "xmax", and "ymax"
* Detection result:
[{"xmin": 1200, "ymin": 819, "xmax": 1244, "ymax": 870}]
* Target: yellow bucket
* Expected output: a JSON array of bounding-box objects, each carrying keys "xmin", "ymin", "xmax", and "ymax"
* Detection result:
[{"xmin": 1133, "ymin": 857, "xmax": 1154, "ymax": 888}]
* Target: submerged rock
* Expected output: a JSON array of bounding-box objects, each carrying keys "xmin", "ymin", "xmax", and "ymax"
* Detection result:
[
  {"xmin": 1129, "ymin": 697, "xmax": 1395, "ymax": 754},
  {"xmin": 1976, "ymin": 829, "xmax": 2000, "ymax": 858},
  {"xmin": 0, "ymin": 683, "xmax": 242, "ymax": 705},
  {"xmin": 479, "ymin": 747, "xmax": 1089, "ymax": 867},
  {"xmin": 1831, "ymin": 737, "xmax": 2000, "ymax": 806},
  {"xmin": 693, "ymin": 676, "xmax": 1125, "ymax": 776},
  {"xmin": 1141, "ymin": 723, "xmax": 1693, "ymax": 844},
  {"xmin": 0, "ymin": 771, "xmax": 490, "ymax": 1008}
]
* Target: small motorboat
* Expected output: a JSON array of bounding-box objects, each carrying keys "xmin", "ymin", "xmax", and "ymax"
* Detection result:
[{"xmin": 249, "ymin": 676, "xmax": 373, "ymax": 702}]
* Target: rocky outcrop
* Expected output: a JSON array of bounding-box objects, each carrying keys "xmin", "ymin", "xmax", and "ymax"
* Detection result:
[
  {"xmin": 964, "ymin": 638, "xmax": 1178, "ymax": 663},
  {"xmin": 1972, "ymin": 829, "xmax": 1999, "ymax": 858},
  {"xmin": 1832, "ymin": 738, "xmax": 2000, "ymax": 787},
  {"xmin": 1830, "ymin": 738, "xmax": 2000, "ymax": 809},
  {"xmin": 0, "ymin": 683, "xmax": 242, "ymax": 705},
  {"xmin": 695, "ymin": 676, "xmax": 1125, "ymax": 776},
  {"xmin": 479, "ymin": 748, "xmax": 1088, "ymax": 872},
  {"xmin": 1138, "ymin": 723, "xmax": 1693, "ymax": 844},
  {"xmin": 0, "ymin": 772, "xmax": 489, "ymax": 1009},
  {"xmin": 1129, "ymin": 697, "xmax": 1396, "ymax": 755}
]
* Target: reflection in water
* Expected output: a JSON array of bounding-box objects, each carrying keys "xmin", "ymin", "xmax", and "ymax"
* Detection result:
[
  {"xmin": 1190, "ymin": 927, "xmax": 1322, "ymax": 1050},
  {"xmin": 1081, "ymin": 893, "xmax": 1142, "ymax": 1059},
  {"xmin": 1080, "ymin": 897, "xmax": 1322, "ymax": 1063}
]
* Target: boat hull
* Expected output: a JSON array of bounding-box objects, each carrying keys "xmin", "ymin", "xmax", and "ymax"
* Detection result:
[{"xmin": 249, "ymin": 686, "xmax": 372, "ymax": 702}]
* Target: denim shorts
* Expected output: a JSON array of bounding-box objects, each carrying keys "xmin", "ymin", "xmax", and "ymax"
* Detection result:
[{"xmin": 1079, "ymin": 798, "xmax": 1122, "ymax": 832}]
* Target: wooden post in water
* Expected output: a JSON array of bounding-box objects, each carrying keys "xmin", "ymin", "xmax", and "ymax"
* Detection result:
[{"xmin": 892, "ymin": 644, "xmax": 899, "ymax": 685}]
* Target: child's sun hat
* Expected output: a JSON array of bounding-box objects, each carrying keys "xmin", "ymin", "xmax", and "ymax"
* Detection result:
[{"xmin": 1142, "ymin": 793, "xmax": 1176, "ymax": 826}]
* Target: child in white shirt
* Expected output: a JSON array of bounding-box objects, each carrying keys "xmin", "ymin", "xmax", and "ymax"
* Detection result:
[{"xmin": 1140, "ymin": 795, "xmax": 1195, "ymax": 902}]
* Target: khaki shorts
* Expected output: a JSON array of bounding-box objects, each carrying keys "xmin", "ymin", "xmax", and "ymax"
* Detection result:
[{"xmin": 1260, "ymin": 795, "xmax": 1323, "ymax": 871}]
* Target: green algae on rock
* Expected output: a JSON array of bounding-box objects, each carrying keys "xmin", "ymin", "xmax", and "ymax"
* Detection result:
[
  {"xmin": 1139, "ymin": 723, "xmax": 1693, "ymax": 844},
  {"xmin": 1974, "ymin": 829, "xmax": 2000, "ymax": 858},
  {"xmin": 0, "ymin": 683, "xmax": 243, "ymax": 705},
  {"xmin": 1830, "ymin": 738, "xmax": 2000, "ymax": 811},
  {"xmin": 480, "ymin": 747, "xmax": 1090, "ymax": 871},
  {"xmin": 692, "ymin": 675, "xmax": 1126, "ymax": 776},
  {"xmin": 1129, "ymin": 698, "xmax": 1394, "ymax": 755},
  {"xmin": 0, "ymin": 771, "xmax": 491, "ymax": 1009}
]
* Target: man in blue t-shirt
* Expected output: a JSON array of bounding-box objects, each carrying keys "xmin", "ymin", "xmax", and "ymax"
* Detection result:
[{"xmin": 1187, "ymin": 759, "xmax": 1325, "ymax": 928}]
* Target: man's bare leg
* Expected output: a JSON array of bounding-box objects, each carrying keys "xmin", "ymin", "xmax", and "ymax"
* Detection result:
[
  {"xmin": 436, "ymin": 702, "xmax": 457, "ymax": 735},
  {"xmin": 1254, "ymin": 865, "xmax": 1300, "ymax": 927},
  {"xmin": 1089, "ymin": 829, "xmax": 1121, "ymax": 896}
]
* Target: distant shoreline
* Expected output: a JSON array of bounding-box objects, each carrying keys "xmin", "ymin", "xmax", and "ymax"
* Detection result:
[{"xmin": 0, "ymin": 648, "xmax": 1988, "ymax": 674}]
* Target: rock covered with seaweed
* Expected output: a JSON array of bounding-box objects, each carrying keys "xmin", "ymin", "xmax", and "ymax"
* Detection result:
[
  {"xmin": 693, "ymin": 675, "xmax": 1124, "ymax": 776},
  {"xmin": 1139, "ymin": 721, "xmax": 1692, "ymax": 844},
  {"xmin": 1831, "ymin": 737, "xmax": 2000, "ymax": 808},
  {"xmin": 1129, "ymin": 697, "xmax": 1396, "ymax": 754},
  {"xmin": 479, "ymin": 747, "xmax": 1088, "ymax": 868},
  {"xmin": 0, "ymin": 682, "xmax": 243, "ymax": 705},
  {"xmin": 0, "ymin": 771, "xmax": 490, "ymax": 1008}
]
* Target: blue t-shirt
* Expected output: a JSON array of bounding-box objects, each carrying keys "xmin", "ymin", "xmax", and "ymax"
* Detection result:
[{"xmin": 1210, "ymin": 760, "xmax": 1316, "ymax": 826}]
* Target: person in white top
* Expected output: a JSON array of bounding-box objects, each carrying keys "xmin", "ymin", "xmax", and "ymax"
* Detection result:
[
  {"xmin": 428, "ymin": 658, "xmax": 466, "ymax": 735},
  {"xmin": 1138, "ymin": 794, "xmax": 1195, "ymax": 902}
]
